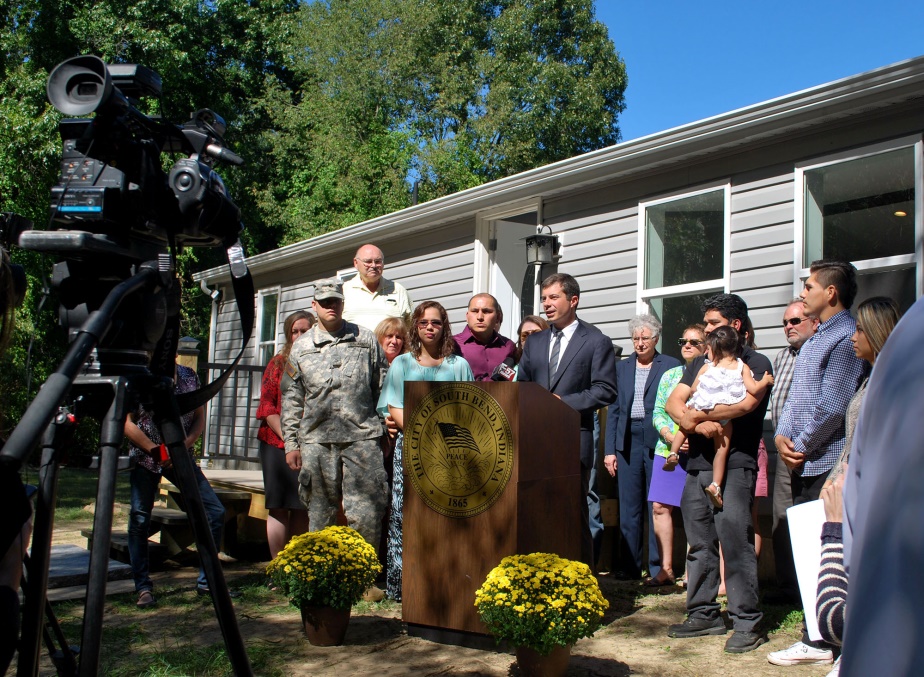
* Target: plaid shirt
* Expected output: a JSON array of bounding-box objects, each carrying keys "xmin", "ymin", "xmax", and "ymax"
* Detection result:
[
  {"xmin": 776, "ymin": 309, "xmax": 868, "ymax": 477},
  {"xmin": 770, "ymin": 345, "xmax": 799, "ymax": 430}
]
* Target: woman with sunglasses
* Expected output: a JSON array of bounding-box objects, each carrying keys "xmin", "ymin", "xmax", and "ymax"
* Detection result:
[
  {"xmin": 645, "ymin": 324, "xmax": 707, "ymax": 586},
  {"xmin": 377, "ymin": 301, "xmax": 473, "ymax": 600}
]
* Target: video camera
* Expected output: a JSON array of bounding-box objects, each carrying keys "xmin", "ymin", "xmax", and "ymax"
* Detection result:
[{"xmin": 21, "ymin": 54, "xmax": 244, "ymax": 261}]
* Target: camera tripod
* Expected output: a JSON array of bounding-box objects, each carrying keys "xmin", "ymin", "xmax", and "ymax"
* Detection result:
[{"xmin": 1, "ymin": 259, "xmax": 254, "ymax": 676}]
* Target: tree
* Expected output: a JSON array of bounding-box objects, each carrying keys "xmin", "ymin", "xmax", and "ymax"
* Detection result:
[
  {"xmin": 0, "ymin": 0, "xmax": 298, "ymax": 443},
  {"xmin": 257, "ymin": 0, "xmax": 627, "ymax": 244}
]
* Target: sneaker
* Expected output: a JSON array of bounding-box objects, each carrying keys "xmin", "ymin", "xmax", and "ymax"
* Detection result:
[
  {"xmin": 825, "ymin": 656, "xmax": 841, "ymax": 677},
  {"xmin": 667, "ymin": 616, "xmax": 727, "ymax": 638},
  {"xmin": 724, "ymin": 630, "xmax": 767, "ymax": 653},
  {"xmin": 767, "ymin": 641, "xmax": 834, "ymax": 666}
]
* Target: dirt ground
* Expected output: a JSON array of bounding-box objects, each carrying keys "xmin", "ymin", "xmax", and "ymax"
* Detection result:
[{"xmin": 39, "ymin": 520, "xmax": 834, "ymax": 677}]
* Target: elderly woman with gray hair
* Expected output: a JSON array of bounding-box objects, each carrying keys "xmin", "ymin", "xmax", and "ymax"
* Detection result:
[{"xmin": 604, "ymin": 314, "xmax": 681, "ymax": 581}]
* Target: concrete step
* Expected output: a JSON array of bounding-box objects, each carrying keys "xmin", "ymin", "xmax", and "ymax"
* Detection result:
[
  {"xmin": 44, "ymin": 544, "xmax": 133, "ymax": 589},
  {"xmin": 80, "ymin": 530, "xmax": 169, "ymax": 565}
]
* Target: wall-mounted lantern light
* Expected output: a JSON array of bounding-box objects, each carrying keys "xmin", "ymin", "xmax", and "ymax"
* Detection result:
[{"xmin": 523, "ymin": 225, "xmax": 559, "ymax": 265}]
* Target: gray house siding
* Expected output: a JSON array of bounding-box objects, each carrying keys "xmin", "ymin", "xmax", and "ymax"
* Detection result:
[{"xmin": 195, "ymin": 58, "xmax": 924, "ymax": 467}]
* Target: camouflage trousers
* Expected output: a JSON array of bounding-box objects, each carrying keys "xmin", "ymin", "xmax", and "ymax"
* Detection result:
[{"xmin": 298, "ymin": 439, "xmax": 387, "ymax": 550}]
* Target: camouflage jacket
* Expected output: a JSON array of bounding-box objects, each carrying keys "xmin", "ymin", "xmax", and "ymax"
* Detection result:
[{"xmin": 281, "ymin": 321, "xmax": 388, "ymax": 448}]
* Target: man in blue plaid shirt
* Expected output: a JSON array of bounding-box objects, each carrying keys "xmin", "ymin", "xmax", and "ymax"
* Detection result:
[{"xmin": 770, "ymin": 260, "xmax": 867, "ymax": 668}]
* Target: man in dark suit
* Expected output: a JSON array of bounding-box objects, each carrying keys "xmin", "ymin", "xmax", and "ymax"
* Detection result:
[
  {"xmin": 603, "ymin": 316, "xmax": 681, "ymax": 581},
  {"xmin": 517, "ymin": 273, "xmax": 618, "ymax": 567}
]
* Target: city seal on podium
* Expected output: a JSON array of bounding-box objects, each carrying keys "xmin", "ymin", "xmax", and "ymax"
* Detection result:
[{"xmin": 404, "ymin": 383, "xmax": 515, "ymax": 518}]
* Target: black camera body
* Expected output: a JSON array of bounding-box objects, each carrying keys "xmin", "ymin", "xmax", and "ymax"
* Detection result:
[{"xmin": 31, "ymin": 55, "xmax": 244, "ymax": 260}]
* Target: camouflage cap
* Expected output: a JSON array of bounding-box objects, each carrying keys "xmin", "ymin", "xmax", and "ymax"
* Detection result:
[{"xmin": 313, "ymin": 278, "xmax": 344, "ymax": 301}]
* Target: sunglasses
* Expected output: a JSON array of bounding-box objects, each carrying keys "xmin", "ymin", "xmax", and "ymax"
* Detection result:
[
  {"xmin": 677, "ymin": 338, "xmax": 704, "ymax": 347},
  {"xmin": 416, "ymin": 319, "xmax": 443, "ymax": 329},
  {"xmin": 782, "ymin": 318, "xmax": 806, "ymax": 327}
]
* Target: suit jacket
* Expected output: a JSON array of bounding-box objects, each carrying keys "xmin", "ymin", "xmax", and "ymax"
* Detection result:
[
  {"xmin": 604, "ymin": 352, "xmax": 681, "ymax": 455},
  {"xmin": 517, "ymin": 318, "xmax": 618, "ymax": 467}
]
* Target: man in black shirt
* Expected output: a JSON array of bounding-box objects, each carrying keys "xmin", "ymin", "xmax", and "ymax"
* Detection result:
[{"xmin": 665, "ymin": 294, "xmax": 773, "ymax": 654}]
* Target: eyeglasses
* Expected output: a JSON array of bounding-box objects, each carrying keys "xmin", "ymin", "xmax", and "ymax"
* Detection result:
[
  {"xmin": 632, "ymin": 336, "xmax": 654, "ymax": 344},
  {"xmin": 677, "ymin": 338, "xmax": 704, "ymax": 346},
  {"xmin": 416, "ymin": 319, "xmax": 443, "ymax": 329},
  {"xmin": 357, "ymin": 258, "xmax": 384, "ymax": 266},
  {"xmin": 782, "ymin": 318, "xmax": 806, "ymax": 327}
]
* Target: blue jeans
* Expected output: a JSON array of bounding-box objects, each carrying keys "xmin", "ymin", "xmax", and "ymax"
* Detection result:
[{"xmin": 128, "ymin": 463, "xmax": 225, "ymax": 591}]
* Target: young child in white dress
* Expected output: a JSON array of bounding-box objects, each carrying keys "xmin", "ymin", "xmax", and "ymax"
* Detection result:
[{"xmin": 663, "ymin": 326, "xmax": 773, "ymax": 507}]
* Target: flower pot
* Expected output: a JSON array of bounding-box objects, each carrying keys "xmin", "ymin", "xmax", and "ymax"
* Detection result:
[
  {"xmin": 515, "ymin": 644, "xmax": 571, "ymax": 677},
  {"xmin": 300, "ymin": 604, "xmax": 351, "ymax": 646}
]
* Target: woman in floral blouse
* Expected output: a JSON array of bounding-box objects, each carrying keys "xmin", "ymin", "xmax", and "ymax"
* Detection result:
[
  {"xmin": 257, "ymin": 310, "xmax": 314, "ymax": 559},
  {"xmin": 645, "ymin": 324, "xmax": 706, "ymax": 586}
]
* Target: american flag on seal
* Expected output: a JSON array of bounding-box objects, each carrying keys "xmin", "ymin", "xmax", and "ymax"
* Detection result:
[{"xmin": 436, "ymin": 422, "xmax": 481, "ymax": 456}]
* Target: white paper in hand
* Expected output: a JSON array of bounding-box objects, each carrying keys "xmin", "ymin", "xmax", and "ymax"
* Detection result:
[{"xmin": 787, "ymin": 498, "xmax": 826, "ymax": 642}]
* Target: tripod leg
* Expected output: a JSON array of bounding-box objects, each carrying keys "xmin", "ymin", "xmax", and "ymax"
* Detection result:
[
  {"xmin": 151, "ymin": 385, "xmax": 253, "ymax": 676},
  {"xmin": 19, "ymin": 554, "xmax": 79, "ymax": 676},
  {"xmin": 18, "ymin": 414, "xmax": 71, "ymax": 677},
  {"xmin": 78, "ymin": 382, "xmax": 128, "ymax": 677}
]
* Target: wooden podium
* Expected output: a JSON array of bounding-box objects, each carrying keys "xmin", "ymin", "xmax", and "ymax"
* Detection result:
[{"xmin": 401, "ymin": 381, "xmax": 582, "ymax": 638}]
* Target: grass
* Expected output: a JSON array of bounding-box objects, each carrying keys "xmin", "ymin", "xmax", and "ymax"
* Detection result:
[
  {"xmin": 126, "ymin": 642, "xmax": 287, "ymax": 677},
  {"xmin": 21, "ymin": 465, "xmax": 134, "ymax": 524},
  {"xmin": 765, "ymin": 606, "xmax": 805, "ymax": 634}
]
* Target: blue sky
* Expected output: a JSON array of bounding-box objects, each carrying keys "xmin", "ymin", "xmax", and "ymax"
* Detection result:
[{"xmin": 596, "ymin": 1, "xmax": 924, "ymax": 142}]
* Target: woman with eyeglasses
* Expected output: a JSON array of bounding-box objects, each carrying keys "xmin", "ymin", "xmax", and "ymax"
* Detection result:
[
  {"xmin": 256, "ymin": 310, "xmax": 315, "ymax": 560},
  {"xmin": 377, "ymin": 301, "xmax": 473, "ymax": 600},
  {"xmin": 642, "ymin": 324, "xmax": 708, "ymax": 586},
  {"xmin": 604, "ymin": 315, "xmax": 682, "ymax": 583}
]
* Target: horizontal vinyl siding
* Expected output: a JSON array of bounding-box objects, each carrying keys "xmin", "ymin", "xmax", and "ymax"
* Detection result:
[
  {"xmin": 729, "ymin": 174, "xmax": 796, "ymax": 356},
  {"xmin": 546, "ymin": 199, "xmax": 640, "ymax": 346}
]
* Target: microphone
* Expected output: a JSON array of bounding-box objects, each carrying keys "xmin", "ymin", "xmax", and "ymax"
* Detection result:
[{"xmin": 490, "ymin": 357, "xmax": 517, "ymax": 382}]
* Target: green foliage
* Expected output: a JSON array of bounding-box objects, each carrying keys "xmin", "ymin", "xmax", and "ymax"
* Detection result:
[
  {"xmin": 257, "ymin": 0, "xmax": 627, "ymax": 244},
  {"xmin": 0, "ymin": 0, "xmax": 296, "ymax": 445},
  {"xmin": 0, "ymin": 0, "xmax": 627, "ymax": 445}
]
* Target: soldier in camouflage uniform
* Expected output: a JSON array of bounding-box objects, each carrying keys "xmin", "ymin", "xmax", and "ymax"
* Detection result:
[{"xmin": 280, "ymin": 278, "xmax": 390, "ymax": 550}]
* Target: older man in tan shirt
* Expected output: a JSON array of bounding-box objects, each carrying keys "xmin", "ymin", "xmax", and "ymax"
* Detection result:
[{"xmin": 342, "ymin": 244, "xmax": 412, "ymax": 331}]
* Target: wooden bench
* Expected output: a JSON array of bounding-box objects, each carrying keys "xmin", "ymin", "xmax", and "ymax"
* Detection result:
[{"xmin": 80, "ymin": 529, "xmax": 170, "ymax": 566}]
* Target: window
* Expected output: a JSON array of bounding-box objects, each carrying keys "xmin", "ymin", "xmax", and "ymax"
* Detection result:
[
  {"xmin": 638, "ymin": 185, "xmax": 730, "ymax": 359},
  {"xmin": 796, "ymin": 137, "xmax": 922, "ymax": 310},
  {"xmin": 255, "ymin": 288, "xmax": 280, "ymax": 366}
]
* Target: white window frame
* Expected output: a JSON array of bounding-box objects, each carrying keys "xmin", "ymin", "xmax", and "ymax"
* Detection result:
[
  {"xmin": 793, "ymin": 135, "xmax": 923, "ymax": 297},
  {"xmin": 254, "ymin": 286, "xmax": 281, "ymax": 365},
  {"xmin": 636, "ymin": 181, "xmax": 731, "ymax": 316},
  {"xmin": 474, "ymin": 197, "xmax": 545, "ymax": 295},
  {"xmin": 337, "ymin": 266, "xmax": 358, "ymax": 283}
]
